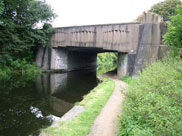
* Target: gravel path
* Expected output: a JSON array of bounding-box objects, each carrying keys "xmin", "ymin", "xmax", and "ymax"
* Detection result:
[{"xmin": 88, "ymin": 74, "xmax": 127, "ymax": 136}]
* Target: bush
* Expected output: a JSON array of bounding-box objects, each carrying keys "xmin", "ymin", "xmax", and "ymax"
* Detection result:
[
  {"xmin": 163, "ymin": 5, "xmax": 182, "ymax": 52},
  {"xmin": 0, "ymin": 59, "xmax": 41, "ymax": 80},
  {"xmin": 119, "ymin": 56, "xmax": 182, "ymax": 136}
]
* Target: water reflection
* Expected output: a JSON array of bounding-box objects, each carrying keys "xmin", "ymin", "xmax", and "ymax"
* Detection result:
[{"xmin": 0, "ymin": 70, "xmax": 97, "ymax": 136}]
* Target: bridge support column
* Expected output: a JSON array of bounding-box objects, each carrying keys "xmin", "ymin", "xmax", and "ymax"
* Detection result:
[
  {"xmin": 50, "ymin": 48, "xmax": 68, "ymax": 70},
  {"xmin": 117, "ymin": 53, "xmax": 128, "ymax": 78}
]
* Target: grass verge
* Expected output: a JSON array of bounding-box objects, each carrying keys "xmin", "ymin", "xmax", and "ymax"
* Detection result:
[
  {"xmin": 119, "ymin": 56, "xmax": 182, "ymax": 136},
  {"xmin": 41, "ymin": 77, "xmax": 115, "ymax": 136},
  {"xmin": 120, "ymin": 75, "xmax": 132, "ymax": 84}
]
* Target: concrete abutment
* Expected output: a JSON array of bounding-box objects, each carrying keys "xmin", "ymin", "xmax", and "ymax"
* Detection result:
[{"xmin": 117, "ymin": 53, "xmax": 135, "ymax": 77}]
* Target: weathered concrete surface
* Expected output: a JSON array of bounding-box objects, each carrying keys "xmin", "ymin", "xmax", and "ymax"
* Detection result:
[
  {"xmin": 36, "ymin": 12, "xmax": 165, "ymax": 78},
  {"xmin": 59, "ymin": 105, "xmax": 85, "ymax": 122},
  {"xmin": 55, "ymin": 48, "xmax": 68, "ymax": 70},
  {"xmin": 36, "ymin": 46, "xmax": 44, "ymax": 67},
  {"xmin": 117, "ymin": 53, "xmax": 128, "ymax": 77},
  {"xmin": 158, "ymin": 45, "xmax": 169, "ymax": 60},
  {"xmin": 50, "ymin": 47, "xmax": 97, "ymax": 71},
  {"xmin": 51, "ymin": 23, "xmax": 141, "ymax": 54},
  {"xmin": 117, "ymin": 53, "xmax": 136, "ymax": 77},
  {"xmin": 42, "ymin": 46, "xmax": 50, "ymax": 69},
  {"xmin": 132, "ymin": 13, "xmax": 162, "ymax": 76},
  {"xmin": 36, "ymin": 45, "xmax": 51, "ymax": 69}
]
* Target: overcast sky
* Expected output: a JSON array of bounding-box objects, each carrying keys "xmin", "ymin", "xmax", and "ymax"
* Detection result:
[{"xmin": 46, "ymin": 0, "xmax": 164, "ymax": 27}]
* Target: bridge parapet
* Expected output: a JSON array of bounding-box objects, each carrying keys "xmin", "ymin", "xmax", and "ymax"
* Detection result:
[{"xmin": 51, "ymin": 23, "xmax": 141, "ymax": 53}]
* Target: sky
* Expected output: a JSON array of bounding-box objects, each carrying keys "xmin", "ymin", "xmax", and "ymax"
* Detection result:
[{"xmin": 45, "ymin": 0, "xmax": 164, "ymax": 27}]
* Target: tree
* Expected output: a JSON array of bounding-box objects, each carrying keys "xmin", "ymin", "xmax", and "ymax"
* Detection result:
[
  {"xmin": 0, "ymin": 1, "xmax": 4, "ymax": 15},
  {"xmin": 0, "ymin": 0, "xmax": 56, "ymax": 66},
  {"xmin": 150, "ymin": 0, "xmax": 181, "ymax": 22},
  {"xmin": 163, "ymin": 5, "xmax": 182, "ymax": 50}
]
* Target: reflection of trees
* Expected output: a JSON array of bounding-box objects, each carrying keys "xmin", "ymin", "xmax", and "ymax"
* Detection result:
[
  {"xmin": 0, "ymin": 74, "xmax": 38, "ymax": 92},
  {"xmin": 0, "ymin": 83, "xmax": 52, "ymax": 136}
]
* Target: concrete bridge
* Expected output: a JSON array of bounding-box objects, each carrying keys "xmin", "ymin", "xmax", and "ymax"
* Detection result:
[{"xmin": 36, "ymin": 12, "xmax": 167, "ymax": 77}]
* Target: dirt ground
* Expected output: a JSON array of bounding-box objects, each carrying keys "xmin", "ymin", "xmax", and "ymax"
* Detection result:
[{"xmin": 88, "ymin": 74, "xmax": 127, "ymax": 136}]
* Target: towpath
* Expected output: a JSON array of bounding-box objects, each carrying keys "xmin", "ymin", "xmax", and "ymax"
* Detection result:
[{"xmin": 88, "ymin": 73, "xmax": 127, "ymax": 136}]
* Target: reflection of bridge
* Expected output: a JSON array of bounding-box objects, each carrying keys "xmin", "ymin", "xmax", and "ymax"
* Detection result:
[
  {"xmin": 36, "ymin": 71, "xmax": 97, "ymax": 117},
  {"xmin": 36, "ymin": 12, "xmax": 167, "ymax": 77}
]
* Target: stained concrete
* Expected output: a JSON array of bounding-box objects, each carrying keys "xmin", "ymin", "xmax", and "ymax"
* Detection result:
[
  {"xmin": 59, "ymin": 105, "xmax": 85, "ymax": 122},
  {"xmin": 51, "ymin": 23, "xmax": 141, "ymax": 53},
  {"xmin": 117, "ymin": 53, "xmax": 128, "ymax": 77},
  {"xmin": 55, "ymin": 48, "xmax": 68, "ymax": 70},
  {"xmin": 36, "ymin": 12, "xmax": 166, "ymax": 78},
  {"xmin": 158, "ymin": 45, "xmax": 169, "ymax": 60},
  {"xmin": 42, "ymin": 46, "xmax": 50, "ymax": 69},
  {"xmin": 132, "ymin": 24, "xmax": 161, "ymax": 76},
  {"xmin": 49, "ymin": 47, "xmax": 97, "ymax": 71},
  {"xmin": 36, "ymin": 46, "xmax": 44, "ymax": 67}
]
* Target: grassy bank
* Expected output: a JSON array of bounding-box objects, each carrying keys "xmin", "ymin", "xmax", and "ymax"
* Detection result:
[
  {"xmin": 41, "ymin": 77, "xmax": 115, "ymax": 136},
  {"xmin": 119, "ymin": 56, "xmax": 182, "ymax": 136}
]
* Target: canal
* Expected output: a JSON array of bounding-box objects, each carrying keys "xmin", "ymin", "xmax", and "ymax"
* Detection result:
[{"xmin": 0, "ymin": 70, "xmax": 98, "ymax": 136}]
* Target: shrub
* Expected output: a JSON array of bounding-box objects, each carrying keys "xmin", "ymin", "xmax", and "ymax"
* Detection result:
[
  {"xmin": 163, "ymin": 5, "xmax": 182, "ymax": 52},
  {"xmin": 119, "ymin": 56, "xmax": 182, "ymax": 136},
  {"xmin": 0, "ymin": 59, "xmax": 41, "ymax": 80}
]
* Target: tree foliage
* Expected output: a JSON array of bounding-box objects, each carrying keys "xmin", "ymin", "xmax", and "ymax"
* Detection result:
[
  {"xmin": 0, "ymin": 0, "xmax": 56, "ymax": 66},
  {"xmin": 150, "ymin": 0, "xmax": 181, "ymax": 22},
  {"xmin": 97, "ymin": 53, "xmax": 117, "ymax": 74},
  {"xmin": 0, "ymin": 1, "xmax": 4, "ymax": 15},
  {"xmin": 163, "ymin": 5, "xmax": 182, "ymax": 50}
]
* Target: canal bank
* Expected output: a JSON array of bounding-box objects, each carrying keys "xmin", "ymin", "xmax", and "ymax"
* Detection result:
[{"xmin": 40, "ymin": 77, "xmax": 115, "ymax": 136}]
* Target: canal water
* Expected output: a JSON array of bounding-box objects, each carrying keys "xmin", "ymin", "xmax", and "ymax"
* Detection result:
[{"xmin": 0, "ymin": 70, "xmax": 98, "ymax": 136}]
